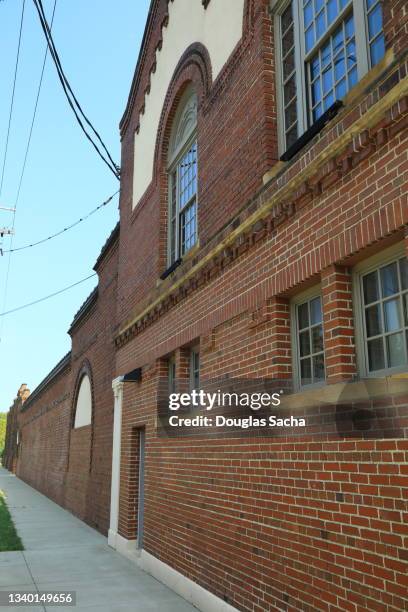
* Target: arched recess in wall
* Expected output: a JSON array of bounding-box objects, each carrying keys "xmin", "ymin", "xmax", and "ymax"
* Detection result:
[
  {"xmin": 71, "ymin": 361, "xmax": 94, "ymax": 430},
  {"xmin": 154, "ymin": 42, "xmax": 212, "ymax": 270}
]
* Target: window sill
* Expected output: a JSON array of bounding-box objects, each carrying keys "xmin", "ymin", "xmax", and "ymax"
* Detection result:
[
  {"xmin": 281, "ymin": 373, "xmax": 408, "ymax": 412},
  {"xmin": 266, "ymin": 48, "xmax": 395, "ymax": 182}
]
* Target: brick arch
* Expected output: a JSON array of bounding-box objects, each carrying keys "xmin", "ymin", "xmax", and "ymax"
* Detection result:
[
  {"xmin": 153, "ymin": 42, "xmax": 212, "ymax": 272},
  {"xmin": 70, "ymin": 359, "xmax": 95, "ymax": 430},
  {"xmin": 65, "ymin": 360, "xmax": 95, "ymax": 520}
]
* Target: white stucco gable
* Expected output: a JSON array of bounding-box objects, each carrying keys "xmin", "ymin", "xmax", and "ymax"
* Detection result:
[{"xmin": 132, "ymin": 0, "xmax": 245, "ymax": 209}]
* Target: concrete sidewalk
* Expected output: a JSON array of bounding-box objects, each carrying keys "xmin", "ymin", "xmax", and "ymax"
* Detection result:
[{"xmin": 0, "ymin": 467, "xmax": 196, "ymax": 612}]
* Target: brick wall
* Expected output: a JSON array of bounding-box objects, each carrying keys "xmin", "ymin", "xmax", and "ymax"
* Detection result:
[
  {"xmin": 17, "ymin": 365, "xmax": 71, "ymax": 506},
  {"xmin": 3, "ymin": 1, "xmax": 408, "ymax": 610},
  {"xmin": 4, "ymin": 235, "xmax": 119, "ymax": 535},
  {"xmin": 112, "ymin": 1, "xmax": 408, "ymax": 610}
]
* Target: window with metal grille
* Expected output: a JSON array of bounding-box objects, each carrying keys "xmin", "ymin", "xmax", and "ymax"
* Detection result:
[
  {"xmin": 276, "ymin": 0, "xmax": 385, "ymax": 153},
  {"xmin": 168, "ymin": 89, "xmax": 198, "ymax": 265},
  {"xmin": 294, "ymin": 294, "xmax": 326, "ymax": 387},
  {"xmin": 360, "ymin": 257, "xmax": 408, "ymax": 374}
]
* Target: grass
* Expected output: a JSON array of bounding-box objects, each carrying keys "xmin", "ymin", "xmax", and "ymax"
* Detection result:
[{"xmin": 0, "ymin": 490, "xmax": 23, "ymax": 551}]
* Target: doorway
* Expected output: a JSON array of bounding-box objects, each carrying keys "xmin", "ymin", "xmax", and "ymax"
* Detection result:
[{"xmin": 136, "ymin": 428, "xmax": 145, "ymax": 548}]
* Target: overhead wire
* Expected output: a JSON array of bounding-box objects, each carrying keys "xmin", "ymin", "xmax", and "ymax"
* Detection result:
[
  {"xmin": 32, "ymin": 0, "xmax": 120, "ymax": 179},
  {"xmin": 14, "ymin": 0, "xmax": 58, "ymax": 207},
  {"xmin": 0, "ymin": 0, "xmax": 26, "ymax": 198},
  {"xmin": 0, "ymin": 273, "xmax": 97, "ymax": 317},
  {"xmin": 2, "ymin": 190, "xmax": 119, "ymax": 253}
]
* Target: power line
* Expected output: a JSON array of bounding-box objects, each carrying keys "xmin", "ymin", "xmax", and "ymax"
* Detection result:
[
  {"xmin": 32, "ymin": 0, "xmax": 120, "ymax": 179},
  {"xmin": 2, "ymin": 190, "xmax": 119, "ymax": 253},
  {"xmin": 0, "ymin": 273, "xmax": 97, "ymax": 317},
  {"xmin": 0, "ymin": 0, "xmax": 26, "ymax": 198},
  {"xmin": 14, "ymin": 0, "xmax": 58, "ymax": 207}
]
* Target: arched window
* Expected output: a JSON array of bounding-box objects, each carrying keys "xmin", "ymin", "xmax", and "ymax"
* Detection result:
[
  {"xmin": 167, "ymin": 87, "xmax": 198, "ymax": 265},
  {"xmin": 73, "ymin": 374, "xmax": 92, "ymax": 428}
]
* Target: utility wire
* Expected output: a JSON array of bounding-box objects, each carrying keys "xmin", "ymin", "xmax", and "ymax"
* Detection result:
[
  {"xmin": 2, "ymin": 190, "xmax": 119, "ymax": 253},
  {"xmin": 0, "ymin": 0, "xmax": 26, "ymax": 198},
  {"xmin": 0, "ymin": 273, "xmax": 97, "ymax": 317},
  {"xmin": 32, "ymin": 0, "xmax": 120, "ymax": 179},
  {"xmin": 14, "ymin": 0, "xmax": 57, "ymax": 207}
]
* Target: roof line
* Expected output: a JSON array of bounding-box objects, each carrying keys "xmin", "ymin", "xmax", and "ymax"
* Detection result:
[
  {"xmin": 119, "ymin": 0, "xmax": 156, "ymax": 134},
  {"xmin": 22, "ymin": 352, "xmax": 71, "ymax": 411}
]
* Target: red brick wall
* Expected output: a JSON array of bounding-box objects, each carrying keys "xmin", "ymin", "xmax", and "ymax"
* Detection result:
[
  {"xmin": 112, "ymin": 1, "xmax": 408, "ymax": 610},
  {"xmin": 116, "ymin": 0, "xmax": 276, "ymax": 322},
  {"xmin": 17, "ymin": 368, "xmax": 71, "ymax": 506},
  {"xmin": 3, "ymin": 1, "xmax": 408, "ymax": 610},
  {"xmin": 8, "ymin": 238, "xmax": 119, "ymax": 534}
]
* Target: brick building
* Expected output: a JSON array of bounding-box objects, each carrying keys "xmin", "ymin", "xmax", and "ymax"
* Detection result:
[{"xmin": 4, "ymin": 1, "xmax": 408, "ymax": 610}]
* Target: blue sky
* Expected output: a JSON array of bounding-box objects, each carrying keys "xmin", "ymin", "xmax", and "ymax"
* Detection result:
[{"xmin": 0, "ymin": 0, "xmax": 150, "ymax": 410}]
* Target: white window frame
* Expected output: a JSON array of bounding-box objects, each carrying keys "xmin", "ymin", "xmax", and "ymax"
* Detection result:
[
  {"xmin": 353, "ymin": 243, "xmax": 408, "ymax": 378},
  {"xmin": 273, "ymin": 0, "xmax": 385, "ymax": 155},
  {"xmin": 291, "ymin": 285, "xmax": 326, "ymax": 390},
  {"xmin": 168, "ymin": 355, "xmax": 176, "ymax": 394},
  {"xmin": 167, "ymin": 89, "xmax": 198, "ymax": 266},
  {"xmin": 189, "ymin": 346, "xmax": 200, "ymax": 391},
  {"xmin": 167, "ymin": 134, "xmax": 198, "ymax": 264}
]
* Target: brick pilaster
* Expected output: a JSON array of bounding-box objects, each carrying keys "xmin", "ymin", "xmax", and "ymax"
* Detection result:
[
  {"xmin": 321, "ymin": 265, "xmax": 357, "ymax": 383},
  {"xmin": 175, "ymin": 347, "xmax": 190, "ymax": 393},
  {"xmin": 268, "ymin": 297, "xmax": 292, "ymax": 381}
]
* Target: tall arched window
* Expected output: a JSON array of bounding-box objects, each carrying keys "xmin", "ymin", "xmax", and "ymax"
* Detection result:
[
  {"xmin": 73, "ymin": 374, "xmax": 92, "ymax": 428},
  {"xmin": 167, "ymin": 88, "xmax": 198, "ymax": 265}
]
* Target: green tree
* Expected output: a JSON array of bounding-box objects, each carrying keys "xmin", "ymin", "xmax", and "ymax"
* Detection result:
[{"xmin": 0, "ymin": 413, "xmax": 7, "ymax": 455}]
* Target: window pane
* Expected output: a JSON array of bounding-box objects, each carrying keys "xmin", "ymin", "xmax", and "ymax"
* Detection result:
[
  {"xmin": 365, "ymin": 304, "xmax": 382, "ymax": 337},
  {"xmin": 298, "ymin": 303, "xmax": 309, "ymax": 329},
  {"xmin": 284, "ymin": 76, "xmax": 296, "ymax": 106},
  {"xmin": 370, "ymin": 34, "xmax": 385, "ymax": 65},
  {"xmin": 283, "ymin": 52, "xmax": 295, "ymax": 80},
  {"xmin": 305, "ymin": 25, "xmax": 315, "ymax": 52},
  {"xmin": 307, "ymin": 15, "xmax": 355, "ymax": 126},
  {"xmin": 304, "ymin": 0, "xmax": 313, "ymax": 27},
  {"xmin": 299, "ymin": 330, "xmax": 310, "ymax": 357},
  {"xmin": 310, "ymin": 297, "xmax": 322, "ymax": 324},
  {"xmin": 282, "ymin": 26, "xmax": 295, "ymax": 56},
  {"xmin": 386, "ymin": 333, "xmax": 405, "ymax": 368},
  {"xmin": 368, "ymin": 3, "xmax": 383, "ymax": 38},
  {"xmin": 300, "ymin": 358, "xmax": 312, "ymax": 385},
  {"xmin": 281, "ymin": 2, "xmax": 293, "ymax": 33},
  {"xmin": 381, "ymin": 262, "xmax": 399, "ymax": 297},
  {"xmin": 313, "ymin": 353, "xmax": 325, "ymax": 380},
  {"xmin": 286, "ymin": 124, "xmax": 298, "ymax": 148},
  {"xmin": 399, "ymin": 258, "xmax": 408, "ymax": 290},
  {"xmin": 383, "ymin": 298, "xmax": 402, "ymax": 332},
  {"xmin": 316, "ymin": 11, "xmax": 325, "ymax": 39},
  {"xmin": 327, "ymin": 0, "xmax": 337, "ymax": 25},
  {"xmin": 285, "ymin": 100, "xmax": 298, "ymax": 130},
  {"xmin": 367, "ymin": 337, "xmax": 385, "ymax": 371},
  {"xmin": 363, "ymin": 270, "xmax": 379, "ymax": 303},
  {"xmin": 312, "ymin": 325, "xmax": 323, "ymax": 353}
]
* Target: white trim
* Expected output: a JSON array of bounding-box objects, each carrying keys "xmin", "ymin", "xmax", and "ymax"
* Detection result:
[
  {"xmin": 108, "ymin": 534, "xmax": 240, "ymax": 612},
  {"xmin": 274, "ymin": 0, "xmax": 385, "ymax": 155},
  {"xmin": 352, "ymin": 242, "xmax": 407, "ymax": 378},
  {"xmin": 291, "ymin": 285, "xmax": 325, "ymax": 391},
  {"xmin": 138, "ymin": 550, "xmax": 240, "ymax": 612},
  {"xmin": 108, "ymin": 376, "xmax": 124, "ymax": 550}
]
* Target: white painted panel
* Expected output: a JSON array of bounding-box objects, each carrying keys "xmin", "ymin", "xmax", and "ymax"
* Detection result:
[
  {"xmin": 132, "ymin": 0, "xmax": 245, "ymax": 208},
  {"xmin": 74, "ymin": 375, "xmax": 92, "ymax": 428}
]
